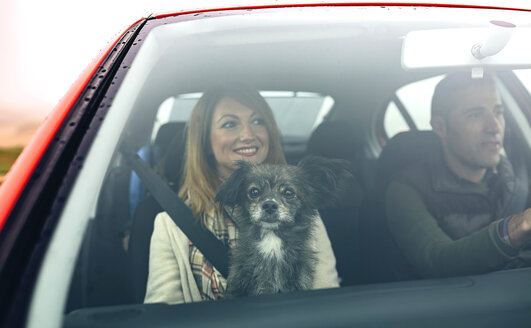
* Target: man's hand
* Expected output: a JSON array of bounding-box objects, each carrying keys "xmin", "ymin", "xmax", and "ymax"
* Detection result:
[{"xmin": 508, "ymin": 208, "xmax": 531, "ymax": 248}]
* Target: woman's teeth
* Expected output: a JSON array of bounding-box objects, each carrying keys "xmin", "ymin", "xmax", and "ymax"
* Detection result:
[{"xmin": 236, "ymin": 147, "xmax": 257, "ymax": 154}]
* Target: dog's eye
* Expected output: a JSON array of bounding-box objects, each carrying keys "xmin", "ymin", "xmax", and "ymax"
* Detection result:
[
  {"xmin": 248, "ymin": 187, "xmax": 261, "ymax": 198},
  {"xmin": 283, "ymin": 188, "xmax": 295, "ymax": 199}
]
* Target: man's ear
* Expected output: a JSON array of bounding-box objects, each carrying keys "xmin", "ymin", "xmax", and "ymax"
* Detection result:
[{"xmin": 431, "ymin": 116, "xmax": 447, "ymax": 139}]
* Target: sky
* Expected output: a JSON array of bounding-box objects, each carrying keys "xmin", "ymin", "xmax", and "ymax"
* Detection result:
[
  {"xmin": 1, "ymin": 0, "xmax": 530, "ymax": 147},
  {"xmin": 0, "ymin": 0, "xmax": 200, "ymax": 147}
]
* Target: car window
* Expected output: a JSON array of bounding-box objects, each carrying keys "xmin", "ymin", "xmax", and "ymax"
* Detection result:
[
  {"xmin": 383, "ymin": 100, "xmax": 410, "ymax": 138},
  {"xmin": 383, "ymin": 75, "xmax": 443, "ymax": 139},
  {"xmin": 515, "ymin": 68, "xmax": 531, "ymax": 97},
  {"xmin": 152, "ymin": 92, "xmax": 334, "ymax": 142}
]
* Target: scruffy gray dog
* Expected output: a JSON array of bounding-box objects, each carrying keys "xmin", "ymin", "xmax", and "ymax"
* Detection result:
[{"xmin": 215, "ymin": 156, "xmax": 352, "ymax": 297}]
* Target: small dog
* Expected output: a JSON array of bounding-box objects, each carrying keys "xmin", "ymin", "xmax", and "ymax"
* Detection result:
[{"xmin": 215, "ymin": 156, "xmax": 352, "ymax": 297}]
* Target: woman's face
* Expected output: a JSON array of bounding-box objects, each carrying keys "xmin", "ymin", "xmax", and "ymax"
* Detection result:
[{"xmin": 210, "ymin": 97, "xmax": 270, "ymax": 179}]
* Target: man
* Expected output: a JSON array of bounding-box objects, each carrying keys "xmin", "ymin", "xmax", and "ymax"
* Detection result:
[{"xmin": 385, "ymin": 72, "xmax": 531, "ymax": 278}]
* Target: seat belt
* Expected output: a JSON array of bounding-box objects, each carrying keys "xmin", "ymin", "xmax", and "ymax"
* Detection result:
[{"xmin": 121, "ymin": 143, "xmax": 230, "ymax": 277}]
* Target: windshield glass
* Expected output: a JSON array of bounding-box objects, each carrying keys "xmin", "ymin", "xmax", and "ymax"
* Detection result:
[{"xmin": 26, "ymin": 6, "xmax": 531, "ymax": 327}]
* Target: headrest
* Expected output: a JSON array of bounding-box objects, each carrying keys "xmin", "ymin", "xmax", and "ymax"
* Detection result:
[
  {"xmin": 159, "ymin": 122, "xmax": 187, "ymax": 187},
  {"xmin": 154, "ymin": 122, "xmax": 186, "ymax": 152},
  {"xmin": 307, "ymin": 121, "xmax": 363, "ymax": 162},
  {"xmin": 377, "ymin": 130, "xmax": 441, "ymax": 189}
]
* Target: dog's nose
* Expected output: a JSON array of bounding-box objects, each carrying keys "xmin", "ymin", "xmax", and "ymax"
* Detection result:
[{"xmin": 262, "ymin": 200, "xmax": 278, "ymax": 214}]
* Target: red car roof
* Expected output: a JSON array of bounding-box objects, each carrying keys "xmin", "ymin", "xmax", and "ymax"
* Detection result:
[{"xmin": 152, "ymin": 0, "xmax": 531, "ymax": 17}]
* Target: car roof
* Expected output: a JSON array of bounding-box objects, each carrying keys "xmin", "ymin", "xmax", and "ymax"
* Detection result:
[{"xmin": 150, "ymin": 0, "xmax": 531, "ymax": 16}]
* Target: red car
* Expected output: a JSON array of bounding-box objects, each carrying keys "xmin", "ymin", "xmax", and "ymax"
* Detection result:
[{"xmin": 2, "ymin": 2, "xmax": 531, "ymax": 327}]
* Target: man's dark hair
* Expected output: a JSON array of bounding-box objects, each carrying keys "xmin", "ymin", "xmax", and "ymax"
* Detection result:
[{"xmin": 431, "ymin": 72, "xmax": 496, "ymax": 119}]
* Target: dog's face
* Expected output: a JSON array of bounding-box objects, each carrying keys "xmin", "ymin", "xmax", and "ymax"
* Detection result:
[
  {"xmin": 215, "ymin": 156, "xmax": 353, "ymax": 231},
  {"xmin": 239, "ymin": 165, "xmax": 304, "ymax": 229}
]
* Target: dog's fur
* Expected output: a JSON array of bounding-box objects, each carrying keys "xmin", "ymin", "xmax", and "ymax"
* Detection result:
[{"xmin": 215, "ymin": 156, "xmax": 352, "ymax": 297}]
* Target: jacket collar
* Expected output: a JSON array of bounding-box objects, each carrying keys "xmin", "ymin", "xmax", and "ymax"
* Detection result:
[{"xmin": 428, "ymin": 150, "xmax": 514, "ymax": 195}]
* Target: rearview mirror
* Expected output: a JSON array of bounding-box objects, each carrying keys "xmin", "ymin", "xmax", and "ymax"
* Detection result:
[{"xmin": 402, "ymin": 21, "xmax": 531, "ymax": 70}]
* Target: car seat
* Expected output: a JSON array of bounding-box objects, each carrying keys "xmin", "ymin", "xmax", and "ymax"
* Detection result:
[
  {"xmin": 359, "ymin": 130, "xmax": 440, "ymax": 283},
  {"xmin": 66, "ymin": 122, "xmax": 187, "ymax": 310},
  {"xmin": 66, "ymin": 164, "xmax": 135, "ymax": 311},
  {"xmin": 127, "ymin": 123, "xmax": 187, "ymax": 303},
  {"xmin": 306, "ymin": 121, "xmax": 365, "ymax": 286},
  {"xmin": 376, "ymin": 130, "xmax": 440, "ymax": 192},
  {"xmin": 130, "ymin": 122, "xmax": 187, "ymax": 216}
]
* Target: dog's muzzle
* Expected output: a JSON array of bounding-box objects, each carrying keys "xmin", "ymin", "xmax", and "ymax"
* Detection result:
[{"xmin": 261, "ymin": 200, "xmax": 279, "ymax": 223}]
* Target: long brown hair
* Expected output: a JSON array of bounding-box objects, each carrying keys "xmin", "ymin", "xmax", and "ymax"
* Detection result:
[{"xmin": 178, "ymin": 84, "xmax": 286, "ymax": 223}]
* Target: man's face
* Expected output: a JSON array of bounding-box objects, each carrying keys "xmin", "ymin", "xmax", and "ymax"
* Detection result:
[{"xmin": 435, "ymin": 83, "xmax": 505, "ymax": 172}]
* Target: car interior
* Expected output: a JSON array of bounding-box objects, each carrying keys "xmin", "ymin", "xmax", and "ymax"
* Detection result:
[{"xmin": 19, "ymin": 6, "xmax": 531, "ymax": 328}]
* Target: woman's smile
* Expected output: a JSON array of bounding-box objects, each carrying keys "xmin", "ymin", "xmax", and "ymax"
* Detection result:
[{"xmin": 234, "ymin": 146, "xmax": 259, "ymax": 156}]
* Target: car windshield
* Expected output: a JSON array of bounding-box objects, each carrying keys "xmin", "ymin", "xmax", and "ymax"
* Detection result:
[{"xmin": 23, "ymin": 5, "xmax": 531, "ymax": 328}]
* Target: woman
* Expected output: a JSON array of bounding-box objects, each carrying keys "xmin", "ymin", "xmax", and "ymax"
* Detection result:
[{"xmin": 144, "ymin": 84, "xmax": 339, "ymax": 304}]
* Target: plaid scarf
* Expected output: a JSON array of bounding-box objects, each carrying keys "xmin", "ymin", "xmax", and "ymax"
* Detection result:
[{"xmin": 189, "ymin": 210, "xmax": 237, "ymax": 301}]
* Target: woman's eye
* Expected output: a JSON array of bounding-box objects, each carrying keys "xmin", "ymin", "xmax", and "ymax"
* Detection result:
[
  {"xmin": 283, "ymin": 189, "xmax": 295, "ymax": 199},
  {"xmin": 221, "ymin": 121, "xmax": 237, "ymax": 129},
  {"xmin": 252, "ymin": 118, "xmax": 265, "ymax": 126},
  {"xmin": 248, "ymin": 187, "xmax": 261, "ymax": 198}
]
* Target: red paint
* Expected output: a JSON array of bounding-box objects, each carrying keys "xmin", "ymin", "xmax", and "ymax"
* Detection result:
[
  {"xmin": 0, "ymin": 18, "xmax": 144, "ymax": 233},
  {"xmin": 155, "ymin": 2, "xmax": 531, "ymax": 18}
]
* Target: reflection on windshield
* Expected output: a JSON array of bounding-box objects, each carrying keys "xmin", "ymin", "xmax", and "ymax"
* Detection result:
[{"xmin": 43, "ymin": 8, "xmax": 531, "ymax": 326}]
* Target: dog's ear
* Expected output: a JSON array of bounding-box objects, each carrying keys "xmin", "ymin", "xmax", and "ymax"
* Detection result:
[
  {"xmin": 297, "ymin": 155, "xmax": 355, "ymax": 208},
  {"xmin": 215, "ymin": 161, "xmax": 253, "ymax": 211}
]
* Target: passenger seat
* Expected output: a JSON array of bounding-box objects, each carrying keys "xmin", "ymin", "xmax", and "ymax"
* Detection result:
[
  {"xmin": 306, "ymin": 121, "xmax": 365, "ymax": 286},
  {"xmin": 127, "ymin": 122, "xmax": 187, "ymax": 302}
]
